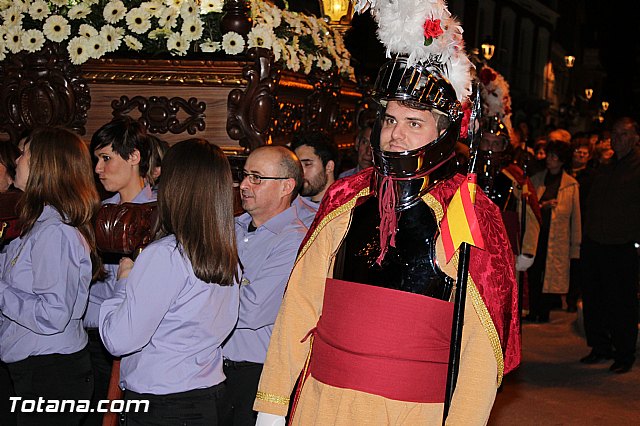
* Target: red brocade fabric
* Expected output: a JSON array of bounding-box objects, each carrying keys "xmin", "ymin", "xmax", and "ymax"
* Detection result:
[
  {"xmin": 304, "ymin": 167, "xmax": 521, "ymax": 376},
  {"xmin": 429, "ymin": 174, "xmax": 521, "ymax": 374},
  {"xmin": 309, "ymin": 278, "xmax": 453, "ymax": 403}
]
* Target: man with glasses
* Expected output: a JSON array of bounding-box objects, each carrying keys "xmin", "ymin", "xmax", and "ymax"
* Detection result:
[
  {"xmin": 580, "ymin": 116, "xmax": 640, "ymax": 373},
  {"xmin": 219, "ymin": 146, "xmax": 308, "ymax": 425}
]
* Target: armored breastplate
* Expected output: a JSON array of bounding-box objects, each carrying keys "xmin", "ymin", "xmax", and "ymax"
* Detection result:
[
  {"xmin": 333, "ymin": 197, "xmax": 453, "ymax": 300},
  {"xmin": 485, "ymin": 171, "xmax": 518, "ymax": 212}
]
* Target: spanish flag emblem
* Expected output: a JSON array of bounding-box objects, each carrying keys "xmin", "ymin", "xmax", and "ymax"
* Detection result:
[{"xmin": 440, "ymin": 174, "xmax": 485, "ymax": 262}]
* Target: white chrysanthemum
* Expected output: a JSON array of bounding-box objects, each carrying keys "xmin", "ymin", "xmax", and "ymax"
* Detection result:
[
  {"xmin": 21, "ymin": 29, "xmax": 45, "ymax": 53},
  {"xmin": 126, "ymin": 8, "xmax": 152, "ymax": 34},
  {"xmin": 28, "ymin": 0, "xmax": 49, "ymax": 20},
  {"xmin": 1, "ymin": 6, "xmax": 22, "ymax": 28},
  {"xmin": 79, "ymin": 24, "xmax": 99, "ymax": 39},
  {"xmin": 302, "ymin": 54, "xmax": 314, "ymax": 75},
  {"xmin": 180, "ymin": 0, "xmax": 197, "ymax": 17},
  {"xmin": 221, "ymin": 31, "xmax": 245, "ymax": 55},
  {"xmin": 100, "ymin": 25, "xmax": 124, "ymax": 52},
  {"xmin": 88, "ymin": 35, "xmax": 108, "ymax": 59},
  {"xmin": 11, "ymin": 0, "xmax": 28, "ymax": 13},
  {"xmin": 247, "ymin": 24, "xmax": 275, "ymax": 49},
  {"xmin": 167, "ymin": 32, "xmax": 189, "ymax": 55},
  {"xmin": 0, "ymin": 43, "xmax": 6, "ymax": 62},
  {"xmin": 68, "ymin": 3, "xmax": 91, "ymax": 20},
  {"xmin": 257, "ymin": 2, "xmax": 281, "ymax": 28},
  {"xmin": 199, "ymin": 39, "xmax": 220, "ymax": 52},
  {"xmin": 316, "ymin": 56, "xmax": 332, "ymax": 71},
  {"xmin": 49, "ymin": 0, "xmax": 68, "ymax": 6},
  {"xmin": 43, "ymin": 15, "xmax": 70, "ymax": 43},
  {"xmin": 4, "ymin": 27, "xmax": 22, "ymax": 53},
  {"xmin": 67, "ymin": 36, "xmax": 91, "ymax": 65},
  {"xmin": 181, "ymin": 16, "xmax": 203, "ymax": 41},
  {"xmin": 200, "ymin": 0, "xmax": 223, "ymax": 15},
  {"xmin": 103, "ymin": 1, "xmax": 126, "ymax": 24},
  {"xmin": 141, "ymin": 1, "xmax": 164, "ymax": 18},
  {"xmin": 148, "ymin": 28, "xmax": 171, "ymax": 40},
  {"xmin": 123, "ymin": 35, "xmax": 143, "ymax": 51},
  {"xmin": 158, "ymin": 6, "xmax": 178, "ymax": 28}
]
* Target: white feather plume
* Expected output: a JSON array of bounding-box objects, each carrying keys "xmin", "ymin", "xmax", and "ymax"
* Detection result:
[
  {"xmin": 351, "ymin": 0, "xmax": 473, "ymax": 102},
  {"xmin": 479, "ymin": 65, "xmax": 513, "ymax": 132}
]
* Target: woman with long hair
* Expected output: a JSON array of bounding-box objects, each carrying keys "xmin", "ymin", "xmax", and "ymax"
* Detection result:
[
  {"xmin": 99, "ymin": 139, "xmax": 239, "ymax": 425},
  {"xmin": 0, "ymin": 127, "xmax": 101, "ymax": 425}
]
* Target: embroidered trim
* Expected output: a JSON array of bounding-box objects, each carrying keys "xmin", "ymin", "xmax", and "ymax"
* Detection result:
[
  {"xmin": 255, "ymin": 391, "xmax": 290, "ymax": 406},
  {"xmin": 296, "ymin": 187, "xmax": 370, "ymax": 262},
  {"xmin": 468, "ymin": 277, "xmax": 505, "ymax": 385},
  {"xmin": 424, "ymin": 192, "xmax": 505, "ymax": 385}
]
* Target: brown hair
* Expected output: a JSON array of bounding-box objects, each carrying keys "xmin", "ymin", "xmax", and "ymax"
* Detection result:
[
  {"xmin": 18, "ymin": 127, "xmax": 102, "ymax": 280},
  {"xmin": 0, "ymin": 140, "xmax": 20, "ymax": 180},
  {"xmin": 157, "ymin": 138, "xmax": 238, "ymax": 285}
]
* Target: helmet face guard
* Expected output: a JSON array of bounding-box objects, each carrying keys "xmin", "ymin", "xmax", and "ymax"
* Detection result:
[{"xmin": 369, "ymin": 56, "xmax": 463, "ymax": 180}]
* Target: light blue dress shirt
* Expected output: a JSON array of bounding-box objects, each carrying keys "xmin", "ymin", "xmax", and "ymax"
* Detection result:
[
  {"xmin": 0, "ymin": 206, "xmax": 92, "ymax": 363},
  {"xmin": 222, "ymin": 206, "xmax": 307, "ymax": 364},
  {"xmin": 84, "ymin": 185, "xmax": 156, "ymax": 328},
  {"xmin": 99, "ymin": 235, "xmax": 240, "ymax": 395},
  {"xmin": 292, "ymin": 195, "xmax": 318, "ymax": 228}
]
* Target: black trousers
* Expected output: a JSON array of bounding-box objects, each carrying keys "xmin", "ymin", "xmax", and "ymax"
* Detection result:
[
  {"xmin": 581, "ymin": 239, "xmax": 639, "ymax": 363},
  {"xmin": 218, "ymin": 361, "xmax": 263, "ymax": 426},
  {"xmin": 527, "ymin": 253, "xmax": 553, "ymax": 321},
  {"xmin": 1, "ymin": 361, "xmax": 17, "ymax": 426},
  {"xmin": 82, "ymin": 328, "xmax": 116, "ymax": 426},
  {"xmin": 6, "ymin": 347, "xmax": 93, "ymax": 426},
  {"xmin": 566, "ymin": 258, "xmax": 582, "ymax": 309},
  {"xmin": 123, "ymin": 384, "xmax": 224, "ymax": 426}
]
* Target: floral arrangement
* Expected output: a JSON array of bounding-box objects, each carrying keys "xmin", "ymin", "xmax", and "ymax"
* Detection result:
[{"xmin": 0, "ymin": 0, "xmax": 354, "ymax": 79}]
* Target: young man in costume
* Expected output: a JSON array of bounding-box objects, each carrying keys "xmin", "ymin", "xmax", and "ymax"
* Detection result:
[{"xmin": 254, "ymin": 1, "xmax": 521, "ymax": 424}]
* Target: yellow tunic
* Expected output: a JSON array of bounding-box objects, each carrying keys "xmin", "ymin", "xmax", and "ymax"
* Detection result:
[{"xmin": 254, "ymin": 194, "xmax": 500, "ymax": 425}]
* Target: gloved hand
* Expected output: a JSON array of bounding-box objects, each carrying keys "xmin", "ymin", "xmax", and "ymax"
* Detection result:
[
  {"xmin": 256, "ymin": 412, "xmax": 286, "ymax": 426},
  {"xmin": 515, "ymin": 254, "xmax": 535, "ymax": 271}
]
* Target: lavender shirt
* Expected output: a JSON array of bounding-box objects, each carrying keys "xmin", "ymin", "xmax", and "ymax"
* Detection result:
[
  {"xmin": 222, "ymin": 206, "xmax": 307, "ymax": 364},
  {"xmin": 99, "ymin": 235, "xmax": 239, "ymax": 395},
  {"xmin": 84, "ymin": 186, "xmax": 156, "ymax": 328},
  {"xmin": 0, "ymin": 206, "xmax": 92, "ymax": 363},
  {"xmin": 292, "ymin": 195, "xmax": 319, "ymax": 228}
]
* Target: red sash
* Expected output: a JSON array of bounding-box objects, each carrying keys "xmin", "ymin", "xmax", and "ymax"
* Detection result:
[{"xmin": 308, "ymin": 278, "xmax": 453, "ymax": 403}]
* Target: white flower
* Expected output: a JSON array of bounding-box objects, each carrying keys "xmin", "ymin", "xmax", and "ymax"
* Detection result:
[
  {"xmin": 148, "ymin": 28, "xmax": 171, "ymax": 40},
  {"xmin": 180, "ymin": 0, "xmax": 197, "ymax": 18},
  {"xmin": 221, "ymin": 31, "xmax": 245, "ymax": 55},
  {"xmin": 100, "ymin": 25, "xmax": 124, "ymax": 52},
  {"xmin": 49, "ymin": 0, "xmax": 68, "ymax": 7},
  {"xmin": 4, "ymin": 27, "xmax": 22, "ymax": 53},
  {"xmin": 317, "ymin": 56, "xmax": 332, "ymax": 71},
  {"xmin": 165, "ymin": 0, "xmax": 184, "ymax": 8},
  {"xmin": 79, "ymin": 24, "xmax": 99, "ymax": 39},
  {"xmin": 123, "ymin": 35, "xmax": 143, "ymax": 51},
  {"xmin": 181, "ymin": 16, "xmax": 203, "ymax": 41},
  {"xmin": 68, "ymin": 3, "xmax": 91, "ymax": 20},
  {"xmin": 0, "ymin": 43, "xmax": 6, "ymax": 62},
  {"xmin": 167, "ymin": 32, "xmax": 189, "ymax": 55},
  {"xmin": 84, "ymin": 0, "xmax": 100, "ymax": 6},
  {"xmin": 158, "ymin": 6, "xmax": 178, "ymax": 28},
  {"xmin": 247, "ymin": 24, "xmax": 275, "ymax": 50},
  {"xmin": 1, "ymin": 7, "xmax": 23, "ymax": 28},
  {"xmin": 103, "ymin": 1, "xmax": 126, "ymax": 24},
  {"xmin": 21, "ymin": 29, "xmax": 45, "ymax": 53},
  {"xmin": 141, "ymin": 1, "xmax": 164, "ymax": 18},
  {"xmin": 88, "ymin": 35, "xmax": 108, "ymax": 59},
  {"xmin": 28, "ymin": 0, "xmax": 49, "ymax": 20},
  {"xmin": 68, "ymin": 36, "xmax": 91, "ymax": 65},
  {"xmin": 11, "ymin": 0, "xmax": 28, "ymax": 13},
  {"xmin": 200, "ymin": 0, "xmax": 223, "ymax": 15},
  {"xmin": 43, "ymin": 15, "xmax": 70, "ymax": 43},
  {"xmin": 126, "ymin": 8, "xmax": 152, "ymax": 34},
  {"xmin": 199, "ymin": 39, "xmax": 220, "ymax": 52}
]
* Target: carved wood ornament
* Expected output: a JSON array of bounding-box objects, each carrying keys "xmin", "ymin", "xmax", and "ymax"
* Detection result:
[
  {"xmin": 0, "ymin": 42, "xmax": 90, "ymax": 142},
  {"xmin": 112, "ymin": 95, "xmax": 206, "ymax": 135},
  {"xmin": 226, "ymin": 47, "xmax": 281, "ymax": 151}
]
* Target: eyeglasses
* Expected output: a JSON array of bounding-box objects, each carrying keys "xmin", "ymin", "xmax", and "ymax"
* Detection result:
[{"xmin": 240, "ymin": 171, "xmax": 290, "ymax": 185}]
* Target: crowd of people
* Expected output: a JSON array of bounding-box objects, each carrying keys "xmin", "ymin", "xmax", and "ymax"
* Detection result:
[{"xmin": 1, "ymin": 0, "xmax": 638, "ymax": 425}]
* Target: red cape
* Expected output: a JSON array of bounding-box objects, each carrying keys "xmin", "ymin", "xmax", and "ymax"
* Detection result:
[{"xmin": 302, "ymin": 167, "xmax": 521, "ymax": 375}]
